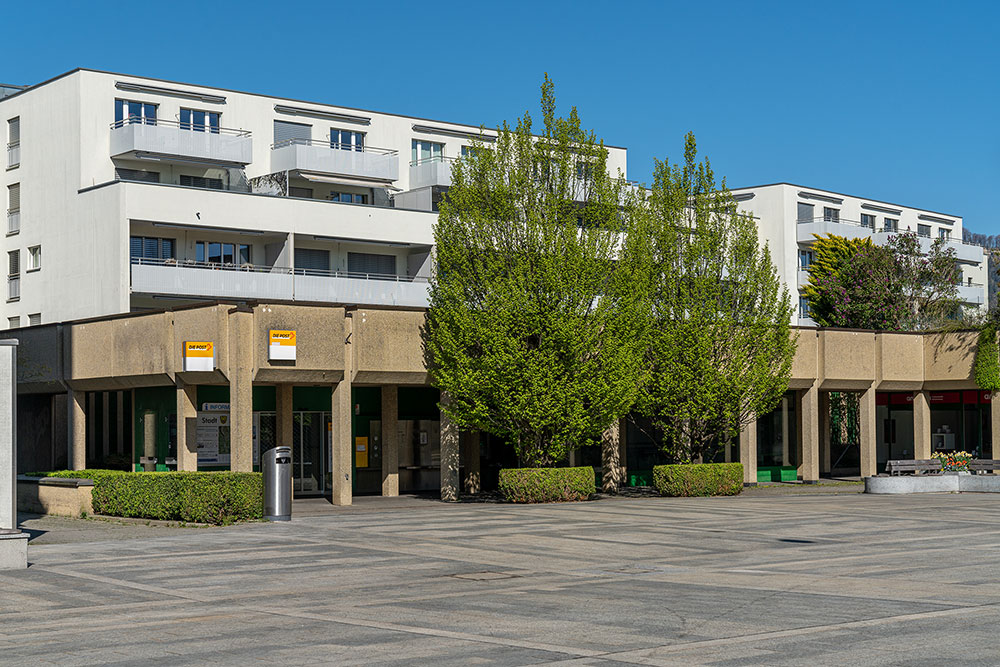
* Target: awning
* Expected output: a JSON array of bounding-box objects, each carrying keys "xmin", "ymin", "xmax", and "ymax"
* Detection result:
[{"xmin": 297, "ymin": 171, "xmax": 401, "ymax": 191}]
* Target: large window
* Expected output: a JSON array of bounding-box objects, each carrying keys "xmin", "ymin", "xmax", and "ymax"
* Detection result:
[
  {"xmin": 331, "ymin": 129, "xmax": 365, "ymax": 151},
  {"xmin": 115, "ymin": 168, "xmax": 160, "ymax": 183},
  {"xmin": 884, "ymin": 217, "xmax": 899, "ymax": 232},
  {"xmin": 799, "ymin": 249, "xmax": 814, "ymax": 269},
  {"xmin": 796, "ymin": 202, "xmax": 814, "ymax": 223},
  {"xmin": 26, "ymin": 245, "xmax": 40, "ymax": 272},
  {"xmin": 861, "ymin": 213, "xmax": 875, "ymax": 229},
  {"xmin": 195, "ymin": 241, "xmax": 252, "ymax": 265},
  {"xmin": 114, "ymin": 99, "xmax": 157, "ymax": 126},
  {"xmin": 347, "ymin": 252, "xmax": 396, "ymax": 277},
  {"xmin": 294, "ymin": 248, "xmax": 330, "ymax": 273},
  {"xmin": 180, "ymin": 108, "xmax": 220, "ymax": 134},
  {"xmin": 917, "ymin": 224, "xmax": 932, "ymax": 238},
  {"xmin": 130, "ymin": 236, "xmax": 175, "ymax": 260},
  {"xmin": 412, "ymin": 139, "xmax": 444, "ymax": 164},
  {"xmin": 7, "ymin": 183, "xmax": 19, "ymax": 235},
  {"xmin": 939, "ymin": 228, "xmax": 951, "ymax": 240},
  {"xmin": 329, "ymin": 191, "xmax": 369, "ymax": 204},
  {"xmin": 288, "ymin": 186, "xmax": 314, "ymax": 199},
  {"xmin": 823, "ymin": 207, "xmax": 840, "ymax": 223},
  {"xmin": 179, "ymin": 175, "xmax": 223, "ymax": 190},
  {"xmin": 798, "ymin": 297, "xmax": 810, "ymax": 319},
  {"xmin": 7, "ymin": 117, "xmax": 19, "ymax": 169},
  {"xmin": 7, "ymin": 249, "xmax": 19, "ymax": 302}
]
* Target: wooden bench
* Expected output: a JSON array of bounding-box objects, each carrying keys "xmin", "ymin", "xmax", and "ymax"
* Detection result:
[
  {"xmin": 970, "ymin": 460, "xmax": 1000, "ymax": 474},
  {"xmin": 885, "ymin": 459, "xmax": 942, "ymax": 476}
]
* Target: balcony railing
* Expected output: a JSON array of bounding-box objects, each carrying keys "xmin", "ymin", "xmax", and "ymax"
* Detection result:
[
  {"xmin": 270, "ymin": 138, "xmax": 399, "ymax": 183},
  {"xmin": 271, "ymin": 138, "xmax": 396, "ymax": 156},
  {"xmin": 129, "ymin": 257, "xmax": 429, "ymax": 307},
  {"xmin": 7, "ymin": 276, "xmax": 19, "ymax": 301},
  {"xmin": 409, "ymin": 155, "xmax": 455, "ymax": 189},
  {"xmin": 7, "ymin": 210, "xmax": 18, "ymax": 235},
  {"xmin": 110, "ymin": 118, "xmax": 253, "ymax": 165},
  {"xmin": 6, "ymin": 142, "xmax": 18, "ymax": 169}
]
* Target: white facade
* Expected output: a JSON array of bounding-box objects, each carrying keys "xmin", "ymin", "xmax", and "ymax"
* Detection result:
[
  {"xmin": 0, "ymin": 69, "xmax": 629, "ymax": 325},
  {"xmin": 731, "ymin": 183, "xmax": 988, "ymax": 325}
]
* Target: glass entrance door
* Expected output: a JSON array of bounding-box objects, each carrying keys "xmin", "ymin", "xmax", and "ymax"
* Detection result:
[{"xmin": 293, "ymin": 411, "xmax": 329, "ymax": 495}]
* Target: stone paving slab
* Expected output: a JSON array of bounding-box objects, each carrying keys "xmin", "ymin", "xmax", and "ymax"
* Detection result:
[{"xmin": 3, "ymin": 493, "xmax": 1000, "ymax": 664}]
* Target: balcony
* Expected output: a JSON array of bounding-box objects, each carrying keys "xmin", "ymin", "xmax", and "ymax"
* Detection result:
[
  {"xmin": 130, "ymin": 258, "xmax": 429, "ymax": 307},
  {"xmin": 6, "ymin": 142, "xmax": 18, "ymax": 169},
  {"xmin": 110, "ymin": 119, "xmax": 253, "ymax": 166},
  {"xmin": 409, "ymin": 156, "xmax": 454, "ymax": 189},
  {"xmin": 270, "ymin": 139, "xmax": 399, "ymax": 184},
  {"xmin": 6, "ymin": 210, "xmax": 17, "ymax": 235},
  {"xmin": 797, "ymin": 268, "xmax": 810, "ymax": 287},
  {"xmin": 796, "ymin": 216, "xmax": 876, "ymax": 243},
  {"xmin": 957, "ymin": 282, "xmax": 986, "ymax": 305}
]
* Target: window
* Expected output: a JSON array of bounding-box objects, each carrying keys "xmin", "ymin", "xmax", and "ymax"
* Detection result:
[
  {"xmin": 180, "ymin": 108, "xmax": 220, "ymax": 134},
  {"xmin": 799, "ymin": 249, "xmax": 814, "ymax": 269},
  {"xmin": 288, "ymin": 186, "xmax": 314, "ymax": 199},
  {"xmin": 799, "ymin": 297, "xmax": 811, "ymax": 319},
  {"xmin": 347, "ymin": 252, "xmax": 396, "ymax": 277},
  {"xmin": 917, "ymin": 224, "xmax": 932, "ymax": 238},
  {"xmin": 7, "ymin": 117, "xmax": 19, "ymax": 169},
  {"xmin": 195, "ymin": 241, "xmax": 251, "ymax": 265},
  {"xmin": 861, "ymin": 213, "xmax": 875, "ymax": 229},
  {"xmin": 939, "ymin": 228, "xmax": 951, "ymax": 240},
  {"xmin": 114, "ymin": 99, "xmax": 157, "ymax": 126},
  {"xmin": 7, "ymin": 317, "xmax": 18, "ymax": 329},
  {"xmin": 7, "ymin": 249, "xmax": 19, "ymax": 302},
  {"xmin": 130, "ymin": 237, "xmax": 175, "ymax": 261},
  {"xmin": 274, "ymin": 120, "xmax": 311, "ymax": 145},
  {"xmin": 294, "ymin": 248, "xmax": 330, "ymax": 273},
  {"xmin": 575, "ymin": 161, "xmax": 594, "ymax": 180},
  {"xmin": 883, "ymin": 217, "xmax": 898, "ymax": 232},
  {"xmin": 332, "ymin": 129, "xmax": 365, "ymax": 152},
  {"xmin": 796, "ymin": 202, "xmax": 814, "ymax": 223},
  {"xmin": 115, "ymin": 168, "xmax": 160, "ymax": 183},
  {"xmin": 28, "ymin": 313, "xmax": 40, "ymax": 327},
  {"xmin": 27, "ymin": 245, "xmax": 40, "ymax": 271},
  {"xmin": 329, "ymin": 192, "xmax": 369, "ymax": 204},
  {"xmin": 822, "ymin": 207, "xmax": 840, "ymax": 223},
  {"xmin": 7, "ymin": 183, "xmax": 18, "ymax": 235},
  {"xmin": 412, "ymin": 139, "xmax": 443, "ymax": 164},
  {"xmin": 179, "ymin": 174, "xmax": 223, "ymax": 190}
]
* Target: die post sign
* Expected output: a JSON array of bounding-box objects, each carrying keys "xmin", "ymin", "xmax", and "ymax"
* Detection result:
[
  {"xmin": 183, "ymin": 341, "xmax": 214, "ymax": 372},
  {"xmin": 269, "ymin": 329, "xmax": 297, "ymax": 361}
]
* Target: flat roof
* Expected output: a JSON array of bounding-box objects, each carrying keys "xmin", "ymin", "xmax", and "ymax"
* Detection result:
[{"xmin": 730, "ymin": 182, "xmax": 961, "ymax": 220}]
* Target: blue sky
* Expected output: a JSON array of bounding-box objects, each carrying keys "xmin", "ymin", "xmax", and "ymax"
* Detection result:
[{"xmin": 7, "ymin": 1, "xmax": 999, "ymax": 231}]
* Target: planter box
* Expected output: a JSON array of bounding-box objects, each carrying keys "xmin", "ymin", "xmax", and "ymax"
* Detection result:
[
  {"xmin": 866, "ymin": 474, "xmax": 1000, "ymax": 494},
  {"xmin": 17, "ymin": 476, "xmax": 94, "ymax": 516}
]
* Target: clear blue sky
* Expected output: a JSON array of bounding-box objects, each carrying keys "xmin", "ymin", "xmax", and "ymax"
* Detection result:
[{"xmin": 7, "ymin": 0, "xmax": 999, "ymax": 231}]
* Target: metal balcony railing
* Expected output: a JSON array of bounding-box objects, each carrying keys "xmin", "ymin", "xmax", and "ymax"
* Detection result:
[
  {"xmin": 409, "ymin": 155, "xmax": 456, "ymax": 167},
  {"xmin": 271, "ymin": 137, "xmax": 397, "ymax": 156},
  {"xmin": 7, "ymin": 210, "xmax": 18, "ymax": 235},
  {"xmin": 109, "ymin": 117, "xmax": 251, "ymax": 137},
  {"xmin": 6, "ymin": 142, "xmax": 18, "ymax": 168},
  {"xmin": 7, "ymin": 276, "xmax": 19, "ymax": 301},
  {"xmin": 130, "ymin": 257, "xmax": 428, "ymax": 283}
]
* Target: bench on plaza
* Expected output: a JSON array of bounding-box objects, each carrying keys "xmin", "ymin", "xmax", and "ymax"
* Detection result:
[
  {"xmin": 970, "ymin": 460, "xmax": 1000, "ymax": 474},
  {"xmin": 885, "ymin": 459, "xmax": 941, "ymax": 476}
]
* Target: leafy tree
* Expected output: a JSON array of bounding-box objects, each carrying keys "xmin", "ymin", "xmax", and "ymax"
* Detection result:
[
  {"xmin": 636, "ymin": 133, "xmax": 796, "ymax": 464},
  {"xmin": 424, "ymin": 75, "xmax": 651, "ymax": 467},
  {"xmin": 801, "ymin": 234, "xmax": 877, "ymax": 326}
]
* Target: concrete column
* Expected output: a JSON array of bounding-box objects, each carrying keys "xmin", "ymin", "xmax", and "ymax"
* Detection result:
[
  {"xmin": 461, "ymin": 430, "xmax": 481, "ymax": 494},
  {"xmin": 0, "ymin": 341, "xmax": 17, "ymax": 532},
  {"xmin": 142, "ymin": 411, "xmax": 156, "ymax": 471},
  {"xmin": 381, "ymin": 385, "xmax": 398, "ymax": 497},
  {"xmin": 819, "ymin": 391, "xmax": 831, "ymax": 475},
  {"xmin": 601, "ymin": 420, "xmax": 623, "ymax": 492},
  {"xmin": 800, "ymin": 385, "xmax": 819, "ymax": 483},
  {"xmin": 175, "ymin": 380, "xmax": 198, "ymax": 471},
  {"xmin": 331, "ymin": 378, "xmax": 353, "ymax": 505},
  {"xmin": 440, "ymin": 393, "xmax": 460, "ymax": 502},
  {"xmin": 914, "ymin": 390, "xmax": 931, "ymax": 460},
  {"xmin": 228, "ymin": 309, "xmax": 254, "ymax": 472},
  {"xmin": 67, "ymin": 389, "xmax": 86, "ymax": 471},
  {"xmin": 276, "ymin": 383, "xmax": 294, "ymax": 450},
  {"xmin": 859, "ymin": 386, "xmax": 877, "ymax": 478},
  {"xmin": 739, "ymin": 418, "xmax": 757, "ymax": 485}
]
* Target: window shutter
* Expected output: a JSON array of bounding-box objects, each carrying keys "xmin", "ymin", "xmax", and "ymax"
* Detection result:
[
  {"xmin": 8, "ymin": 117, "xmax": 19, "ymax": 144},
  {"xmin": 796, "ymin": 202, "xmax": 813, "ymax": 222},
  {"xmin": 347, "ymin": 252, "xmax": 396, "ymax": 276},
  {"xmin": 161, "ymin": 238, "xmax": 175, "ymax": 259},
  {"xmin": 274, "ymin": 120, "xmax": 311, "ymax": 145},
  {"xmin": 8, "ymin": 183, "xmax": 19, "ymax": 211},
  {"xmin": 28, "ymin": 313, "xmax": 40, "ymax": 326},
  {"xmin": 294, "ymin": 248, "xmax": 330, "ymax": 272},
  {"xmin": 129, "ymin": 237, "xmax": 142, "ymax": 259},
  {"xmin": 8, "ymin": 250, "xmax": 18, "ymax": 276}
]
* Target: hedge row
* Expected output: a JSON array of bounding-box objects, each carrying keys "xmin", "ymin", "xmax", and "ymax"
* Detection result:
[
  {"xmin": 36, "ymin": 470, "xmax": 263, "ymax": 525},
  {"xmin": 498, "ymin": 466, "xmax": 596, "ymax": 503},
  {"xmin": 653, "ymin": 463, "xmax": 743, "ymax": 497}
]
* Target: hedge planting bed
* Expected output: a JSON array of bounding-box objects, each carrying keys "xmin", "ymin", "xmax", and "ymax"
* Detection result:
[
  {"xmin": 498, "ymin": 466, "xmax": 596, "ymax": 503},
  {"xmin": 31, "ymin": 470, "xmax": 263, "ymax": 525},
  {"xmin": 653, "ymin": 463, "xmax": 744, "ymax": 497}
]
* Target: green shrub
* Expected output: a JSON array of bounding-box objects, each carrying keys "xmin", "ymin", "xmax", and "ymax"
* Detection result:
[
  {"xmin": 498, "ymin": 467, "xmax": 596, "ymax": 503},
  {"xmin": 32, "ymin": 469, "xmax": 262, "ymax": 525},
  {"xmin": 974, "ymin": 325, "xmax": 1000, "ymax": 392},
  {"xmin": 653, "ymin": 463, "xmax": 744, "ymax": 497}
]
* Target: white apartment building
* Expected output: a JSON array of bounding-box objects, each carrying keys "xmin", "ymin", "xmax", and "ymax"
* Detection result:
[
  {"xmin": 0, "ymin": 68, "xmax": 628, "ymax": 326},
  {"xmin": 730, "ymin": 183, "xmax": 988, "ymax": 325}
]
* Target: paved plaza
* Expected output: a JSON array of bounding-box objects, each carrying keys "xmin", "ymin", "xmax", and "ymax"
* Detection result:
[{"xmin": 3, "ymin": 491, "xmax": 1000, "ymax": 665}]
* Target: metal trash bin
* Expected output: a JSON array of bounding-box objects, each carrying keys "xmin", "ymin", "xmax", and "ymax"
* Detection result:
[{"xmin": 262, "ymin": 446, "xmax": 292, "ymax": 521}]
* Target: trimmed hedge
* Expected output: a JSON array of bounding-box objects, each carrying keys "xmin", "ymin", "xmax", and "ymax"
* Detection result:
[
  {"xmin": 498, "ymin": 467, "xmax": 596, "ymax": 503},
  {"xmin": 33, "ymin": 470, "xmax": 263, "ymax": 524},
  {"xmin": 653, "ymin": 463, "xmax": 744, "ymax": 497}
]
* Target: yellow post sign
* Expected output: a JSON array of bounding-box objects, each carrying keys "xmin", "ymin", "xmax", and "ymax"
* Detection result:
[
  {"xmin": 355, "ymin": 436, "xmax": 369, "ymax": 468},
  {"xmin": 183, "ymin": 341, "xmax": 214, "ymax": 372},
  {"xmin": 269, "ymin": 329, "xmax": 297, "ymax": 361}
]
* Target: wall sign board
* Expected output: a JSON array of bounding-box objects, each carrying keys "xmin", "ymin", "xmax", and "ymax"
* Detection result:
[
  {"xmin": 183, "ymin": 341, "xmax": 214, "ymax": 371},
  {"xmin": 269, "ymin": 330, "xmax": 296, "ymax": 361}
]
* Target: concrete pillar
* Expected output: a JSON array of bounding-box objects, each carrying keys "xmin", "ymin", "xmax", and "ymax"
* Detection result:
[
  {"xmin": 819, "ymin": 391, "xmax": 831, "ymax": 475},
  {"xmin": 381, "ymin": 385, "xmax": 398, "ymax": 497},
  {"xmin": 461, "ymin": 430, "xmax": 481, "ymax": 494},
  {"xmin": 739, "ymin": 418, "xmax": 757, "ymax": 485},
  {"xmin": 914, "ymin": 390, "xmax": 931, "ymax": 460},
  {"xmin": 142, "ymin": 411, "xmax": 156, "ymax": 471},
  {"xmin": 67, "ymin": 389, "xmax": 86, "ymax": 471},
  {"xmin": 276, "ymin": 383, "xmax": 294, "ymax": 450},
  {"xmin": 176, "ymin": 380, "xmax": 198, "ymax": 471},
  {"xmin": 601, "ymin": 420, "xmax": 623, "ymax": 492},
  {"xmin": 228, "ymin": 309, "xmax": 254, "ymax": 472},
  {"xmin": 859, "ymin": 386, "xmax": 877, "ymax": 478},
  {"xmin": 800, "ymin": 385, "xmax": 819, "ymax": 483},
  {"xmin": 440, "ymin": 393, "xmax": 459, "ymax": 502},
  {"xmin": 331, "ymin": 378, "xmax": 353, "ymax": 505},
  {"xmin": 0, "ymin": 341, "xmax": 17, "ymax": 532}
]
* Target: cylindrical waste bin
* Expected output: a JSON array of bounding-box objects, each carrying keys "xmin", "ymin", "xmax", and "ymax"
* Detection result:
[{"xmin": 262, "ymin": 446, "xmax": 292, "ymax": 521}]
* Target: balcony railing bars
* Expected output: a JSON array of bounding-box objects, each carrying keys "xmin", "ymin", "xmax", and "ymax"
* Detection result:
[
  {"xmin": 7, "ymin": 210, "xmax": 19, "ymax": 235},
  {"xmin": 797, "ymin": 216, "xmax": 984, "ymax": 248},
  {"xmin": 7, "ymin": 276, "xmax": 19, "ymax": 301},
  {"xmin": 110, "ymin": 117, "xmax": 252, "ymax": 137},
  {"xmin": 410, "ymin": 155, "xmax": 457, "ymax": 167},
  {"xmin": 6, "ymin": 141, "xmax": 19, "ymax": 168},
  {"xmin": 271, "ymin": 137, "xmax": 397, "ymax": 156},
  {"xmin": 130, "ymin": 256, "xmax": 428, "ymax": 283}
]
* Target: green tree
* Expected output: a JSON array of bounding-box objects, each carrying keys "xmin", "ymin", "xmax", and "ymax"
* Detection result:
[
  {"xmin": 424, "ymin": 75, "xmax": 651, "ymax": 467},
  {"xmin": 801, "ymin": 234, "xmax": 877, "ymax": 326},
  {"xmin": 637, "ymin": 133, "xmax": 796, "ymax": 463}
]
